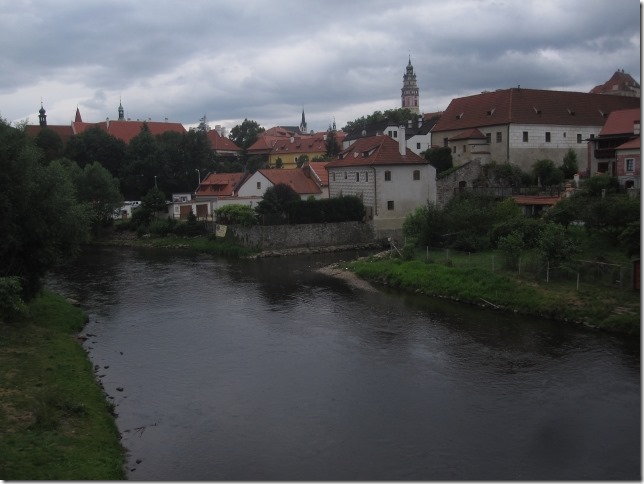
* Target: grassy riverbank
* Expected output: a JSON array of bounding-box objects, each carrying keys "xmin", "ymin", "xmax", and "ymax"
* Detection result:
[
  {"xmin": 348, "ymin": 256, "xmax": 640, "ymax": 334},
  {"xmin": 0, "ymin": 291, "xmax": 125, "ymax": 480}
]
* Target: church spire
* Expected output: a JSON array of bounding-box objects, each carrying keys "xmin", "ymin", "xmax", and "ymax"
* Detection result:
[
  {"xmin": 75, "ymin": 106, "xmax": 82, "ymax": 123},
  {"xmin": 38, "ymin": 101, "xmax": 47, "ymax": 127},
  {"xmin": 401, "ymin": 56, "xmax": 420, "ymax": 114},
  {"xmin": 299, "ymin": 108, "xmax": 307, "ymax": 134},
  {"xmin": 118, "ymin": 98, "xmax": 124, "ymax": 121}
]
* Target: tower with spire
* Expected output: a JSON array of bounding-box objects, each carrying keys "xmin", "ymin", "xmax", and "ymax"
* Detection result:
[
  {"xmin": 118, "ymin": 99, "xmax": 125, "ymax": 121},
  {"xmin": 401, "ymin": 56, "xmax": 420, "ymax": 114},
  {"xmin": 38, "ymin": 101, "xmax": 47, "ymax": 127},
  {"xmin": 299, "ymin": 109, "xmax": 307, "ymax": 134}
]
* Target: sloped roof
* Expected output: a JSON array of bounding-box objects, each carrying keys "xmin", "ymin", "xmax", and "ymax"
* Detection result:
[
  {"xmin": 616, "ymin": 137, "xmax": 640, "ymax": 151},
  {"xmin": 432, "ymin": 88, "xmax": 641, "ymax": 133},
  {"xmin": 206, "ymin": 129, "xmax": 241, "ymax": 152},
  {"xmin": 590, "ymin": 70, "xmax": 640, "ymax": 95},
  {"xmin": 257, "ymin": 168, "xmax": 322, "ymax": 195},
  {"xmin": 306, "ymin": 161, "xmax": 329, "ymax": 186},
  {"xmin": 195, "ymin": 172, "xmax": 249, "ymax": 197},
  {"xmin": 271, "ymin": 134, "xmax": 327, "ymax": 155},
  {"xmin": 326, "ymin": 135, "xmax": 428, "ymax": 168},
  {"xmin": 449, "ymin": 128, "xmax": 487, "ymax": 141},
  {"xmin": 598, "ymin": 108, "xmax": 641, "ymax": 136}
]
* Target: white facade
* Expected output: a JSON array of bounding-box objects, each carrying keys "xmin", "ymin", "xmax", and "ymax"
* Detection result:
[{"xmin": 237, "ymin": 171, "xmax": 272, "ymax": 198}]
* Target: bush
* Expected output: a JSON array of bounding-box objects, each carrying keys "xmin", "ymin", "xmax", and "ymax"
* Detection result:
[
  {"xmin": 532, "ymin": 159, "xmax": 564, "ymax": 186},
  {"xmin": 537, "ymin": 223, "xmax": 580, "ymax": 264},
  {"xmin": 498, "ymin": 230, "xmax": 525, "ymax": 268},
  {"xmin": 0, "ymin": 276, "xmax": 28, "ymax": 322},
  {"xmin": 148, "ymin": 218, "xmax": 176, "ymax": 236},
  {"xmin": 491, "ymin": 218, "xmax": 544, "ymax": 249},
  {"xmin": 215, "ymin": 205, "xmax": 257, "ymax": 226}
]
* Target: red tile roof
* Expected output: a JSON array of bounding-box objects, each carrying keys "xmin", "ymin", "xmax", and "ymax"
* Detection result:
[
  {"xmin": 598, "ymin": 108, "xmax": 641, "ymax": 136},
  {"xmin": 617, "ymin": 137, "xmax": 640, "ymax": 150},
  {"xmin": 512, "ymin": 195, "xmax": 561, "ymax": 206},
  {"xmin": 270, "ymin": 134, "xmax": 327, "ymax": 155},
  {"xmin": 326, "ymin": 135, "xmax": 428, "ymax": 168},
  {"xmin": 195, "ymin": 172, "xmax": 249, "ymax": 197},
  {"xmin": 432, "ymin": 88, "xmax": 641, "ymax": 133},
  {"xmin": 590, "ymin": 70, "xmax": 640, "ymax": 95},
  {"xmin": 206, "ymin": 130, "xmax": 242, "ymax": 152},
  {"xmin": 257, "ymin": 168, "xmax": 322, "ymax": 195},
  {"xmin": 449, "ymin": 128, "xmax": 487, "ymax": 140},
  {"xmin": 306, "ymin": 161, "xmax": 329, "ymax": 186}
]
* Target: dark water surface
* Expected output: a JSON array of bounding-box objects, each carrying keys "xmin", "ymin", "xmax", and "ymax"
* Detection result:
[{"xmin": 47, "ymin": 246, "xmax": 640, "ymax": 480}]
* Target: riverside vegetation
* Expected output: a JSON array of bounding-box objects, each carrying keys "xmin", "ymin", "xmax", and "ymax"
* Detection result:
[{"xmin": 0, "ymin": 291, "xmax": 125, "ymax": 479}]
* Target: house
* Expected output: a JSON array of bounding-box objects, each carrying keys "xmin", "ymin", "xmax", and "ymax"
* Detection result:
[
  {"xmin": 590, "ymin": 69, "xmax": 640, "ymax": 98},
  {"xmin": 326, "ymin": 128, "xmax": 437, "ymax": 233},
  {"xmin": 343, "ymin": 116, "xmax": 437, "ymax": 156},
  {"xmin": 587, "ymin": 108, "xmax": 640, "ymax": 181},
  {"xmin": 206, "ymin": 129, "xmax": 242, "ymax": 160},
  {"xmin": 190, "ymin": 172, "xmax": 253, "ymax": 218},
  {"xmin": 236, "ymin": 168, "xmax": 323, "ymax": 199},
  {"xmin": 303, "ymin": 161, "xmax": 330, "ymax": 198},
  {"xmin": 615, "ymin": 137, "xmax": 640, "ymax": 191},
  {"xmin": 430, "ymin": 87, "xmax": 640, "ymax": 173}
]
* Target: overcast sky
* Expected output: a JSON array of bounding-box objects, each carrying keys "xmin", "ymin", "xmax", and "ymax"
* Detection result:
[{"xmin": 1, "ymin": 0, "xmax": 640, "ymax": 134}]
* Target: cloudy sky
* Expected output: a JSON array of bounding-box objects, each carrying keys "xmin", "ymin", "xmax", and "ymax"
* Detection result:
[{"xmin": 1, "ymin": 0, "xmax": 640, "ymax": 134}]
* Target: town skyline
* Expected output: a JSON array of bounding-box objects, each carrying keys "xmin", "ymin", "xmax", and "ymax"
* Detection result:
[{"xmin": 1, "ymin": 0, "xmax": 640, "ymax": 133}]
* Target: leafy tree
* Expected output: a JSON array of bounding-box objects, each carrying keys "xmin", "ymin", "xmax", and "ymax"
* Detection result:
[
  {"xmin": 342, "ymin": 108, "xmax": 418, "ymax": 134},
  {"xmin": 580, "ymin": 175, "xmax": 619, "ymax": 197},
  {"xmin": 536, "ymin": 223, "xmax": 580, "ymax": 264},
  {"xmin": 532, "ymin": 159, "xmax": 564, "ymax": 187},
  {"xmin": 560, "ymin": 149, "xmax": 579, "ymax": 179},
  {"xmin": 120, "ymin": 123, "xmax": 161, "ymax": 199},
  {"xmin": 34, "ymin": 128, "xmax": 64, "ymax": 164},
  {"xmin": 498, "ymin": 230, "xmax": 525, "ymax": 268},
  {"xmin": 480, "ymin": 161, "xmax": 526, "ymax": 188},
  {"xmin": 424, "ymin": 147, "xmax": 453, "ymax": 173},
  {"xmin": 296, "ymin": 154, "xmax": 308, "ymax": 168},
  {"xmin": 64, "ymin": 126, "xmax": 127, "ymax": 177},
  {"xmin": 246, "ymin": 155, "xmax": 268, "ymax": 172},
  {"xmin": 255, "ymin": 183, "xmax": 300, "ymax": 223},
  {"xmin": 275, "ymin": 157, "xmax": 283, "ymax": 169},
  {"xmin": 0, "ymin": 118, "xmax": 90, "ymax": 304},
  {"xmin": 325, "ymin": 129, "xmax": 341, "ymax": 158},
  {"xmin": 72, "ymin": 161, "xmax": 123, "ymax": 231},
  {"xmin": 215, "ymin": 204, "xmax": 257, "ymax": 226},
  {"xmin": 228, "ymin": 118, "xmax": 265, "ymax": 154}
]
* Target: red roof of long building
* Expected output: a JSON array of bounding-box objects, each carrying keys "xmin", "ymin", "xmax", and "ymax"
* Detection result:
[
  {"xmin": 257, "ymin": 168, "xmax": 322, "ymax": 195},
  {"xmin": 432, "ymin": 88, "xmax": 641, "ymax": 133}
]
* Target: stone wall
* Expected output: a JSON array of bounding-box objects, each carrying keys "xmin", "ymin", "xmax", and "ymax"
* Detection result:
[
  {"xmin": 436, "ymin": 159, "xmax": 484, "ymax": 207},
  {"xmin": 227, "ymin": 221, "xmax": 377, "ymax": 250}
]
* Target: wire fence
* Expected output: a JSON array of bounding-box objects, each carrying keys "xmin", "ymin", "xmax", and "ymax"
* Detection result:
[{"xmin": 417, "ymin": 246, "xmax": 635, "ymax": 291}]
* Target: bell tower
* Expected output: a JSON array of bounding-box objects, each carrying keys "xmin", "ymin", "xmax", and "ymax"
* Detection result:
[
  {"xmin": 401, "ymin": 56, "xmax": 420, "ymax": 114},
  {"xmin": 38, "ymin": 102, "xmax": 47, "ymax": 127}
]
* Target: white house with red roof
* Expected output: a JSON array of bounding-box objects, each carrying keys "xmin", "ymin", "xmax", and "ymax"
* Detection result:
[
  {"xmin": 430, "ymin": 88, "xmax": 640, "ymax": 173},
  {"xmin": 326, "ymin": 128, "xmax": 436, "ymax": 231},
  {"xmin": 237, "ymin": 168, "xmax": 324, "ymax": 200}
]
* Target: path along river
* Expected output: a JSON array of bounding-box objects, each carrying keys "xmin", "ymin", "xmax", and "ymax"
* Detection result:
[{"xmin": 46, "ymin": 246, "xmax": 640, "ymax": 480}]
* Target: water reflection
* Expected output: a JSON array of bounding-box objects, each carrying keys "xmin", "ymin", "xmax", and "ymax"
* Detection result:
[{"xmin": 46, "ymin": 246, "xmax": 640, "ymax": 480}]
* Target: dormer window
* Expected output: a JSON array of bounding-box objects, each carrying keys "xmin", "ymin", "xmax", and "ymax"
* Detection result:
[
  {"xmin": 533, "ymin": 106, "xmax": 541, "ymax": 114},
  {"xmin": 456, "ymin": 112, "xmax": 464, "ymax": 120},
  {"xmin": 486, "ymin": 108, "xmax": 495, "ymax": 116}
]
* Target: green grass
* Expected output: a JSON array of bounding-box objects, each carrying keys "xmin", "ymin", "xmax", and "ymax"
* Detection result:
[
  {"xmin": 349, "ymin": 256, "xmax": 640, "ymax": 334},
  {"xmin": 0, "ymin": 292, "xmax": 125, "ymax": 479}
]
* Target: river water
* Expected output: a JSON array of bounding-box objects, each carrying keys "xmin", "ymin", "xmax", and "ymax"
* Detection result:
[{"xmin": 46, "ymin": 246, "xmax": 640, "ymax": 480}]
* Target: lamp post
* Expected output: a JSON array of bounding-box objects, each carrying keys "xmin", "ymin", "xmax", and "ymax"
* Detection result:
[
  {"xmin": 195, "ymin": 169, "xmax": 201, "ymax": 188},
  {"xmin": 154, "ymin": 175, "xmax": 158, "ymax": 188}
]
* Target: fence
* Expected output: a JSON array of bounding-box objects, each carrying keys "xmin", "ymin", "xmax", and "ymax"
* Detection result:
[{"xmin": 418, "ymin": 246, "xmax": 634, "ymax": 291}]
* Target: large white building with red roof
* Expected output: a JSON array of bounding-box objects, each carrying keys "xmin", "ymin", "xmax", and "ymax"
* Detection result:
[
  {"xmin": 430, "ymin": 87, "xmax": 640, "ymax": 173},
  {"xmin": 326, "ymin": 129, "xmax": 436, "ymax": 231}
]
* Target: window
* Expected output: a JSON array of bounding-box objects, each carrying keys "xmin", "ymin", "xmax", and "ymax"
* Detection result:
[
  {"xmin": 256, "ymin": 182, "xmax": 261, "ymax": 190},
  {"xmin": 577, "ymin": 134, "xmax": 582, "ymax": 143},
  {"xmin": 332, "ymin": 172, "xmax": 336, "ymax": 182},
  {"xmin": 443, "ymin": 138, "xmax": 449, "ymax": 147},
  {"xmin": 496, "ymin": 132, "xmax": 502, "ymax": 143},
  {"xmin": 413, "ymin": 170, "xmax": 420, "ymax": 180},
  {"xmin": 626, "ymin": 158, "xmax": 635, "ymax": 172},
  {"xmin": 545, "ymin": 132, "xmax": 551, "ymax": 142},
  {"xmin": 462, "ymin": 145, "xmax": 466, "ymax": 153},
  {"xmin": 356, "ymin": 172, "xmax": 360, "ymax": 182},
  {"xmin": 365, "ymin": 172, "xmax": 369, "ymax": 182},
  {"xmin": 523, "ymin": 131, "xmax": 529, "ymax": 142},
  {"xmin": 416, "ymin": 142, "xmax": 421, "ymax": 149},
  {"xmin": 387, "ymin": 200, "xmax": 395, "ymax": 210},
  {"xmin": 453, "ymin": 146, "xmax": 456, "ymax": 153},
  {"xmin": 486, "ymin": 133, "xmax": 491, "ymax": 144},
  {"xmin": 344, "ymin": 172, "xmax": 347, "ymax": 179},
  {"xmin": 384, "ymin": 170, "xmax": 391, "ymax": 181}
]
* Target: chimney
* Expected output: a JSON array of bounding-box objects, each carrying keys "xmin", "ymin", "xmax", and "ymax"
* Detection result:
[
  {"xmin": 634, "ymin": 121, "xmax": 640, "ymax": 135},
  {"xmin": 290, "ymin": 136, "xmax": 294, "ymax": 143},
  {"xmin": 398, "ymin": 125, "xmax": 406, "ymax": 156}
]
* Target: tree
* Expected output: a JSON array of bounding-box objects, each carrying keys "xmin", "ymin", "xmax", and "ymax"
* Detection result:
[
  {"xmin": 246, "ymin": 155, "xmax": 267, "ymax": 172},
  {"xmin": 228, "ymin": 118, "xmax": 265, "ymax": 154},
  {"xmin": 560, "ymin": 149, "xmax": 579, "ymax": 179},
  {"xmin": 64, "ymin": 126, "xmax": 127, "ymax": 177},
  {"xmin": 255, "ymin": 183, "xmax": 300, "ymax": 223},
  {"xmin": 0, "ymin": 118, "xmax": 90, "ymax": 304},
  {"xmin": 296, "ymin": 154, "xmax": 308, "ymax": 168},
  {"xmin": 424, "ymin": 147, "xmax": 453, "ymax": 173},
  {"xmin": 34, "ymin": 128, "xmax": 64, "ymax": 164},
  {"xmin": 72, "ymin": 161, "xmax": 123, "ymax": 232},
  {"xmin": 532, "ymin": 159, "xmax": 564, "ymax": 186},
  {"xmin": 342, "ymin": 108, "xmax": 418, "ymax": 134},
  {"xmin": 325, "ymin": 128, "xmax": 341, "ymax": 158},
  {"xmin": 120, "ymin": 123, "xmax": 161, "ymax": 199}
]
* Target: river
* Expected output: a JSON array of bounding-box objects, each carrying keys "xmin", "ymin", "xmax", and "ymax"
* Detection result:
[{"xmin": 46, "ymin": 246, "xmax": 641, "ymax": 480}]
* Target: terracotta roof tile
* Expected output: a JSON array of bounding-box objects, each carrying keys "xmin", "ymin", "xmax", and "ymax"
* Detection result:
[
  {"xmin": 307, "ymin": 161, "xmax": 329, "ymax": 186},
  {"xmin": 326, "ymin": 135, "xmax": 427, "ymax": 168},
  {"xmin": 196, "ymin": 172, "xmax": 249, "ymax": 197},
  {"xmin": 206, "ymin": 130, "xmax": 242, "ymax": 152},
  {"xmin": 598, "ymin": 108, "xmax": 641, "ymax": 136},
  {"xmin": 258, "ymin": 168, "xmax": 322, "ymax": 195},
  {"xmin": 617, "ymin": 137, "xmax": 640, "ymax": 150}
]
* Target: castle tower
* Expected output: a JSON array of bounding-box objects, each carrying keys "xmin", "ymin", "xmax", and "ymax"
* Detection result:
[
  {"xmin": 401, "ymin": 56, "xmax": 420, "ymax": 114},
  {"xmin": 38, "ymin": 102, "xmax": 47, "ymax": 127}
]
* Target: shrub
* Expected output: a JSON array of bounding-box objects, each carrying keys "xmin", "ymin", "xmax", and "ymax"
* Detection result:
[
  {"xmin": 498, "ymin": 230, "xmax": 525, "ymax": 268},
  {"xmin": 215, "ymin": 204, "xmax": 257, "ymax": 226},
  {"xmin": 537, "ymin": 223, "xmax": 580, "ymax": 264},
  {"xmin": 0, "ymin": 276, "xmax": 28, "ymax": 323}
]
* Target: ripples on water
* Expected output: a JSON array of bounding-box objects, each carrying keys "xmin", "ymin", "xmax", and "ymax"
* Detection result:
[{"xmin": 47, "ymin": 247, "xmax": 640, "ymax": 480}]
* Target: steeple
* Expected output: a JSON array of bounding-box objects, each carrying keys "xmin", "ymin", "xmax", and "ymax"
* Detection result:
[
  {"xmin": 38, "ymin": 101, "xmax": 47, "ymax": 127},
  {"xmin": 75, "ymin": 106, "xmax": 82, "ymax": 123},
  {"xmin": 401, "ymin": 55, "xmax": 420, "ymax": 114},
  {"xmin": 118, "ymin": 98, "xmax": 124, "ymax": 121},
  {"xmin": 299, "ymin": 109, "xmax": 307, "ymax": 134}
]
